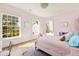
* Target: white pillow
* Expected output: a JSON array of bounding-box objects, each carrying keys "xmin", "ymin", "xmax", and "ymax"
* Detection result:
[{"xmin": 65, "ymin": 32, "xmax": 73, "ymax": 41}]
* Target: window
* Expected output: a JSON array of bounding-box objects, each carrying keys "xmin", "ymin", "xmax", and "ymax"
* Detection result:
[
  {"xmin": 48, "ymin": 20, "xmax": 53, "ymax": 32},
  {"xmin": 1, "ymin": 13, "xmax": 21, "ymax": 39},
  {"xmin": 46, "ymin": 20, "xmax": 53, "ymax": 34}
]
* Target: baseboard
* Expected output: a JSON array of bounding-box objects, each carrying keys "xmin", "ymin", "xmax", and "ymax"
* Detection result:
[{"xmin": 2, "ymin": 39, "xmax": 36, "ymax": 51}]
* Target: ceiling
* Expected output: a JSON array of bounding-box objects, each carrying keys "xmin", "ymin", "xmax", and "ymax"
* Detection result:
[{"xmin": 8, "ymin": 3, "xmax": 79, "ymax": 17}]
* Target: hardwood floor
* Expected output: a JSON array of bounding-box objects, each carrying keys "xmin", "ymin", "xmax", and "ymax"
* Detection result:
[
  {"xmin": 2, "ymin": 39, "xmax": 35, "ymax": 51},
  {"xmin": 1, "ymin": 39, "xmax": 50, "ymax": 56}
]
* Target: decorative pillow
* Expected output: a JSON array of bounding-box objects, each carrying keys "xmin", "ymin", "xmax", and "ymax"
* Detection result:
[
  {"xmin": 60, "ymin": 36, "xmax": 65, "ymax": 41},
  {"xmin": 74, "ymin": 32, "xmax": 79, "ymax": 35},
  {"xmin": 64, "ymin": 32, "xmax": 79, "ymax": 47},
  {"xmin": 68, "ymin": 35, "xmax": 79, "ymax": 47},
  {"xmin": 65, "ymin": 32, "xmax": 73, "ymax": 42}
]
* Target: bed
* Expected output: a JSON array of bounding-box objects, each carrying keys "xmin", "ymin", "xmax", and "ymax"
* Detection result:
[{"xmin": 36, "ymin": 33, "xmax": 79, "ymax": 56}]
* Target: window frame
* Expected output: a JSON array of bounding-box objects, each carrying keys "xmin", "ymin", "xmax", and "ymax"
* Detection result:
[{"xmin": 0, "ymin": 13, "xmax": 21, "ymax": 39}]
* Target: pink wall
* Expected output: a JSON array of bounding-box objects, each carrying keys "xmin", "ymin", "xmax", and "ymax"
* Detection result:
[{"xmin": 53, "ymin": 12, "xmax": 79, "ymax": 36}]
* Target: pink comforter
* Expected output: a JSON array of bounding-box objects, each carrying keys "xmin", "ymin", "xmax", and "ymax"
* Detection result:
[{"xmin": 37, "ymin": 35, "xmax": 79, "ymax": 56}]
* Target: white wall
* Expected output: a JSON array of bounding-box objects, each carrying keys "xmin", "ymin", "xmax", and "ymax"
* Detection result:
[{"xmin": 0, "ymin": 4, "xmax": 34, "ymax": 47}]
